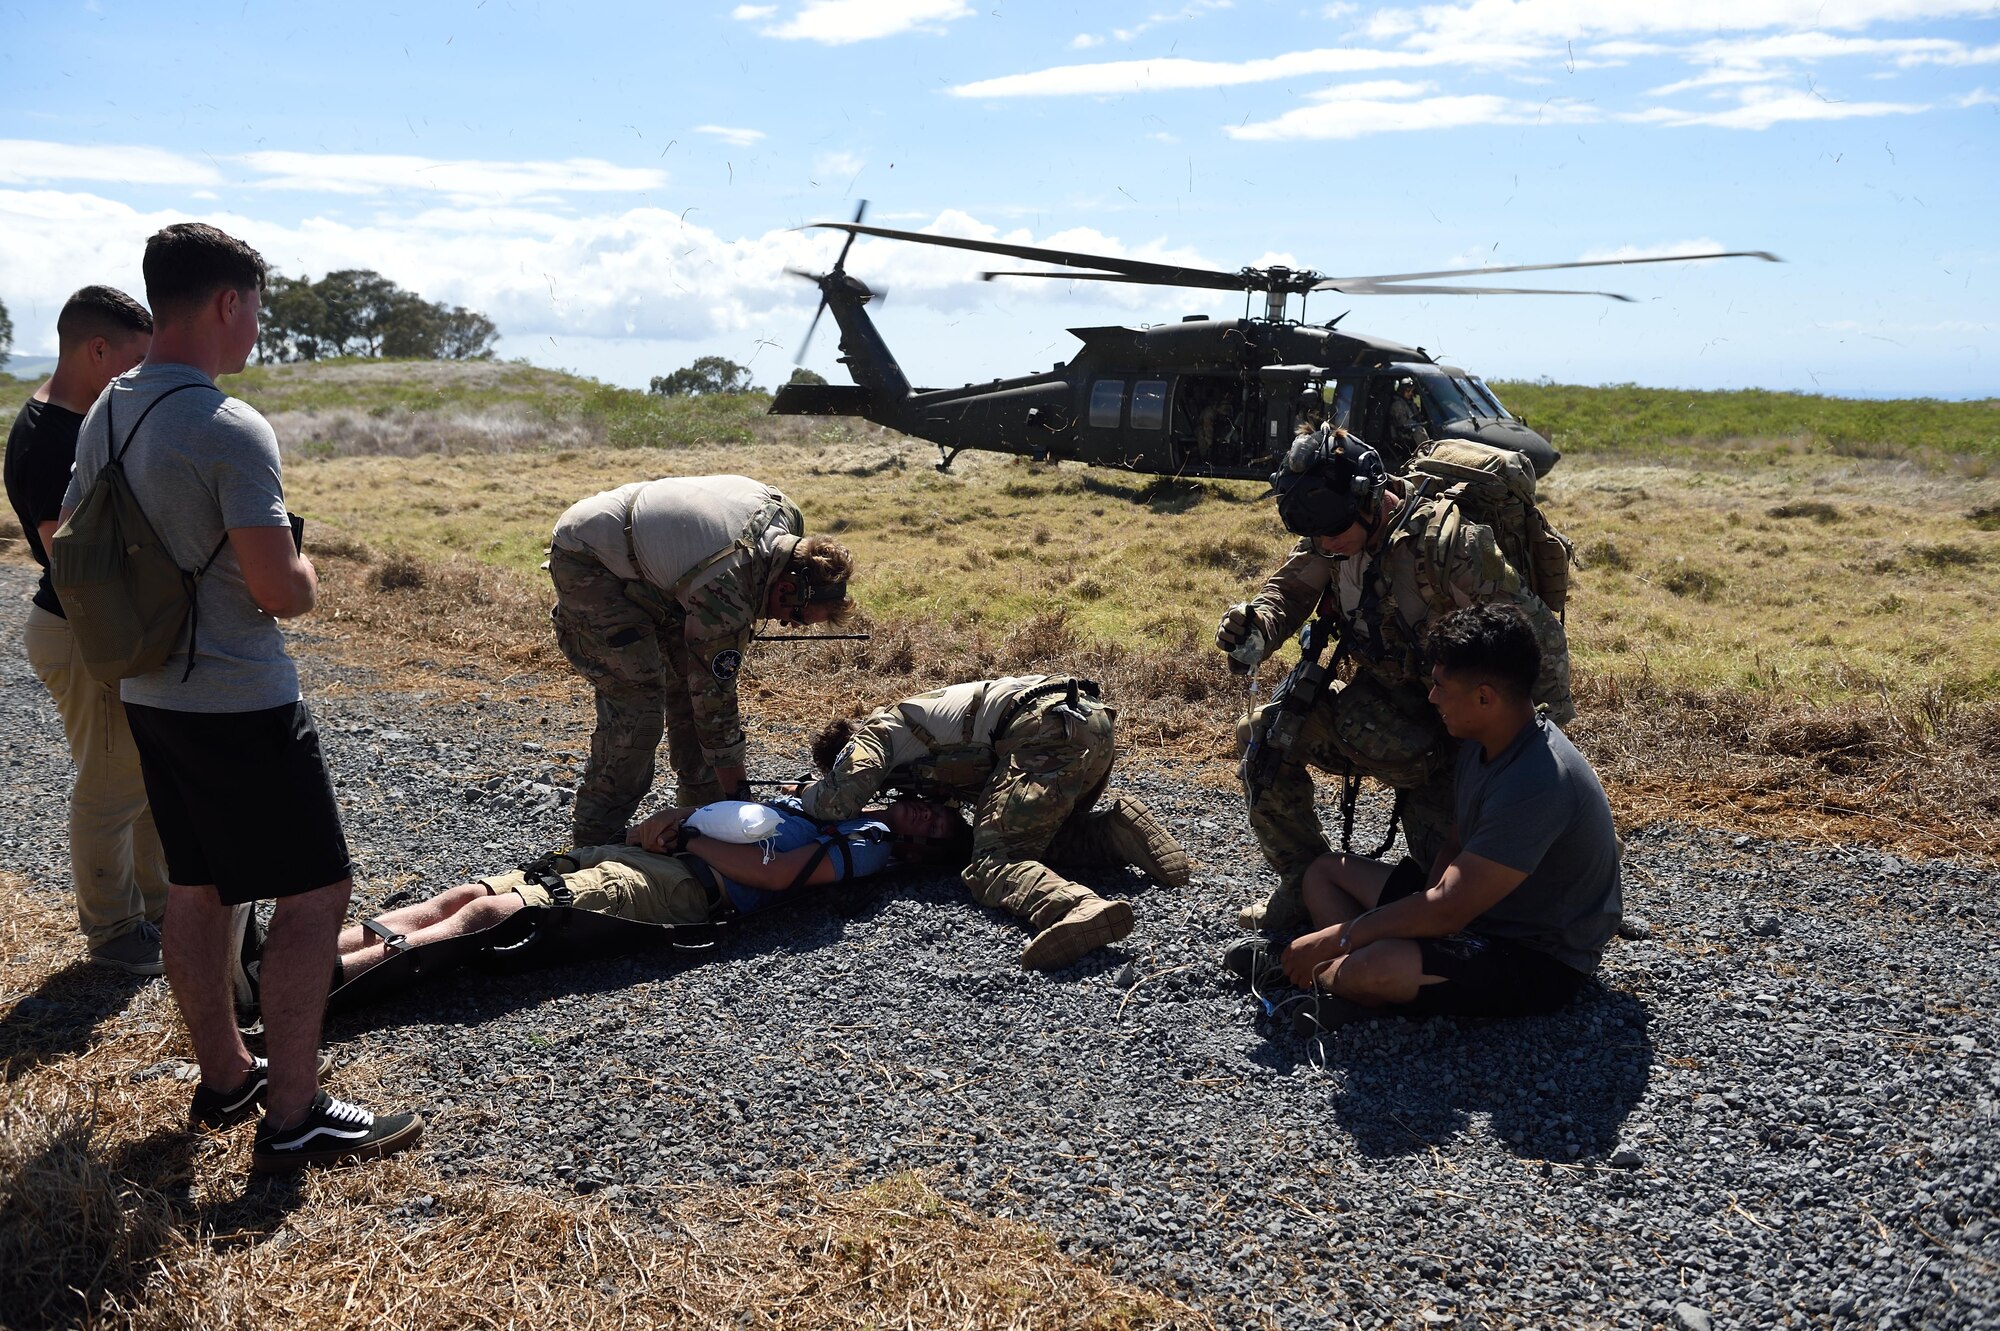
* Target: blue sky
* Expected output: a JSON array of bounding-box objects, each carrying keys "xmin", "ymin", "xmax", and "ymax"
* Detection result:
[{"xmin": 3, "ymin": 0, "xmax": 1996, "ymax": 397}]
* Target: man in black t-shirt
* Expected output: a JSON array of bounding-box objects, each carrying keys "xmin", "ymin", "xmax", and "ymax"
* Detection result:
[{"xmin": 4, "ymin": 285, "xmax": 159, "ymax": 972}]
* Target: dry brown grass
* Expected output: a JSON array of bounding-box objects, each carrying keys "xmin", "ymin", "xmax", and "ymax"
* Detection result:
[
  {"xmin": 0, "ymin": 880, "xmax": 1207, "ymax": 1330},
  {"xmin": 294, "ymin": 538, "xmax": 2000, "ymax": 861}
]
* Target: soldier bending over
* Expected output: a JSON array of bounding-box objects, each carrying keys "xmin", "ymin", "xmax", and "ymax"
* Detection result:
[{"xmin": 549, "ymin": 475, "xmax": 855, "ymax": 847}]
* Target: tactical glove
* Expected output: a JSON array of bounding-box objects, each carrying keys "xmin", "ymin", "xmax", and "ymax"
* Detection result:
[
  {"xmin": 1216, "ymin": 603, "xmax": 1267, "ymax": 670},
  {"xmin": 1215, "ymin": 603, "xmax": 1255, "ymax": 653}
]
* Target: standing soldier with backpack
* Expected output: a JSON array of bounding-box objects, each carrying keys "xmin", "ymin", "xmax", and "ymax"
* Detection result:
[
  {"xmin": 56, "ymin": 223, "xmax": 419, "ymax": 1172},
  {"xmin": 5, "ymin": 286, "xmax": 162, "ymax": 973},
  {"xmin": 1215, "ymin": 429, "xmax": 1573, "ymax": 939}
]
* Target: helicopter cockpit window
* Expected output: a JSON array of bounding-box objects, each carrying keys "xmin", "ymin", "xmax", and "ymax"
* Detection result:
[
  {"xmin": 1464, "ymin": 376, "xmax": 1514, "ymax": 420},
  {"xmin": 1414, "ymin": 372, "xmax": 1478, "ymax": 429},
  {"xmin": 1330, "ymin": 379, "xmax": 1357, "ymax": 431},
  {"xmin": 1131, "ymin": 379, "xmax": 1168, "ymax": 431},
  {"xmin": 1088, "ymin": 379, "xmax": 1126, "ymax": 429}
]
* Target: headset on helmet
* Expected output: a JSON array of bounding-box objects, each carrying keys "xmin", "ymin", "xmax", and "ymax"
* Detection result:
[
  {"xmin": 774, "ymin": 556, "xmax": 849, "ymax": 612},
  {"xmin": 1270, "ymin": 428, "xmax": 1387, "ymax": 539}
]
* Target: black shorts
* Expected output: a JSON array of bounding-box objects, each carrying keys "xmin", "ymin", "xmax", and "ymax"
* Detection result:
[
  {"xmin": 1376, "ymin": 856, "xmax": 1587, "ymax": 1018},
  {"xmin": 125, "ymin": 700, "xmax": 352, "ymax": 905}
]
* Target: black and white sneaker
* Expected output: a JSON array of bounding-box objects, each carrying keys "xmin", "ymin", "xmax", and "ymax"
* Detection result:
[
  {"xmin": 229, "ymin": 903, "xmax": 264, "ymax": 1023},
  {"xmin": 252, "ymin": 1092, "xmax": 422, "ymax": 1173},
  {"xmin": 188, "ymin": 1051, "xmax": 336, "ymax": 1131}
]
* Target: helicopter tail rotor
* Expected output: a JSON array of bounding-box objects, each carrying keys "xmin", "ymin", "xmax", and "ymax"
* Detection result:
[{"xmin": 790, "ymin": 199, "xmax": 875, "ymax": 364}]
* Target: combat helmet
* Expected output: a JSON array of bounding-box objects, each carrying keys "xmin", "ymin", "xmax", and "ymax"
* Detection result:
[{"xmin": 1270, "ymin": 429, "xmax": 1388, "ymax": 538}]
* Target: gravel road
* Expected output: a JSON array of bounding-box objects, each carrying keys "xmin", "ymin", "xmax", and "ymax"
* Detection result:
[{"xmin": 3, "ymin": 562, "xmax": 1995, "ymax": 1329}]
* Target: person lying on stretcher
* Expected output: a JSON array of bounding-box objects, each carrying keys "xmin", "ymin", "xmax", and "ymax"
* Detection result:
[{"xmin": 331, "ymin": 796, "xmax": 971, "ymax": 986}]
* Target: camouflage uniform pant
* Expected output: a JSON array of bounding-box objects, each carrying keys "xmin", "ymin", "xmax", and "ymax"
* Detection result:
[
  {"xmin": 1237, "ymin": 670, "xmax": 1455, "ymax": 893},
  {"xmin": 964, "ymin": 696, "xmax": 1117, "ymax": 930},
  {"xmin": 550, "ymin": 546, "xmax": 724, "ymax": 847}
]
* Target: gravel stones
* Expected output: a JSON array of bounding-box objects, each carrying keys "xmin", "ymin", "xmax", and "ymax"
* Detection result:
[{"xmin": 3, "ymin": 562, "xmax": 1997, "ymax": 1329}]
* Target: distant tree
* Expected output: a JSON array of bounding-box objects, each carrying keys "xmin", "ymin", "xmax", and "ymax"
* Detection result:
[
  {"xmin": 316, "ymin": 269, "xmax": 401, "ymax": 356},
  {"xmin": 376, "ymin": 290, "xmax": 444, "ymax": 359},
  {"xmin": 0, "ymin": 296, "xmax": 14, "ymax": 365},
  {"xmin": 649, "ymin": 355, "xmax": 755, "ymax": 396},
  {"xmin": 786, "ymin": 366, "xmax": 827, "ymax": 387},
  {"xmin": 437, "ymin": 306, "xmax": 498, "ymax": 360},
  {"xmin": 257, "ymin": 275, "xmax": 330, "ymax": 363},
  {"xmin": 253, "ymin": 269, "xmax": 498, "ymax": 364}
]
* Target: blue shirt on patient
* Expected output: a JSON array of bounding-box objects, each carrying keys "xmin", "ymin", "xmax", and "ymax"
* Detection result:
[{"xmin": 717, "ymin": 807, "xmax": 893, "ymax": 915}]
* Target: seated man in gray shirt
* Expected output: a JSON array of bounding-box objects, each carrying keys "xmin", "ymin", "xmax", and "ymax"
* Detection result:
[{"xmin": 1227, "ymin": 603, "xmax": 1621, "ymax": 1031}]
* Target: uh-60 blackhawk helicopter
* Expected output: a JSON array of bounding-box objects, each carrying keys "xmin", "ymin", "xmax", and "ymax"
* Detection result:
[{"xmin": 769, "ymin": 206, "xmax": 1778, "ymax": 480}]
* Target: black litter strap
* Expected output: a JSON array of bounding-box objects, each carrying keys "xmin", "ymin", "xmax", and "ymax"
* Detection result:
[{"xmin": 1337, "ymin": 772, "xmax": 1404, "ymax": 860}]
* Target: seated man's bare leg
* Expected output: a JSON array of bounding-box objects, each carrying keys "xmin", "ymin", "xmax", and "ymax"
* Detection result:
[
  {"xmin": 334, "ymin": 882, "xmax": 494, "ymax": 954},
  {"xmin": 1318, "ymin": 939, "xmax": 1444, "ymax": 1008},
  {"xmin": 1301, "ymin": 853, "xmax": 1395, "ymax": 928},
  {"xmin": 337, "ymin": 886, "xmax": 524, "ymax": 980}
]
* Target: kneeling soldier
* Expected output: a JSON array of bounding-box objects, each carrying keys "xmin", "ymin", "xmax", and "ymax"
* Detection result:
[
  {"xmin": 549, "ymin": 474, "xmax": 855, "ymax": 847},
  {"xmin": 758, "ymin": 676, "xmax": 1191, "ymax": 970}
]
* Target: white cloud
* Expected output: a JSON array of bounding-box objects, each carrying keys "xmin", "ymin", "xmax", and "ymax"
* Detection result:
[
  {"xmin": 1959, "ymin": 87, "xmax": 2000, "ymax": 106},
  {"xmin": 1070, "ymin": 33, "xmax": 1102, "ymax": 49},
  {"xmin": 1626, "ymin": 85, "xmax": 1927, "ymax": 128},
  {"xmin": 0, "ymin": 139, "xmax": 223, "ymax": 187},
  {"xmin": 238, "ymin": 150, "xmax": 667, "ymax": 202},
  {"xmin": 1387, "ymin": 0, "xmax": 2000, "ymax": 50},
  {"xmin": 0, "ymin": 191, "xmax": 1230, "ymax": 358},
  {"xmin": 729, "ymin": 4, "xmax": 776, "ymax": 16},
  {"xmin": 950, "ymin": 42, "xmax": 1549, "ymax": 97},
  {"xmin": 1228, "ymin": 83, "xmax": 1597, "ymax": 140},
  {"xmin": 750, "ymin": 0, "xmax": 973, "ymax": 44},
  {"xmin": 812, "ymin": 151, "xmax": 866, "ymax": 183},
  {"xmin": 1576, "ymin": 239, "xmax": 1729, "ymax": 262},
  {"xmin": 694, "ymin": 124, "xmax": 767, "ymax": 147}
]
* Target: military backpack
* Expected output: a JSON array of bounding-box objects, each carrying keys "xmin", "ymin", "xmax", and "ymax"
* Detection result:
[
  {"xmin": 49, "ymin": 382, "xmax": 228, "ymax": 683},
  {"xmin": 1404, "ymin": 439, "xmax": 1574, "ymax": 618}
]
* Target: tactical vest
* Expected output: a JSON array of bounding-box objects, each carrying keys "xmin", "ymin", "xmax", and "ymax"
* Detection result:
[{"xmin": 889, "ymin": 678, "xmax": 1099, "ymax": 799}]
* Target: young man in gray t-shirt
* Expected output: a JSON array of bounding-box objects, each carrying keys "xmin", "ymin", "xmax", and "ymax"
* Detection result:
[
  {"xmin": 61, "ymin": 223, "xmax": 419, "ymax": 1171},
  {"xmin": 1226, "ymin": 603, "xmax": 1621, "ymax": 1029}
]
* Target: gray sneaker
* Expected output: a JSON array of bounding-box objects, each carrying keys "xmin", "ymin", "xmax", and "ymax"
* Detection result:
[{"xmin": 89, "ymin": 920, "xmax": 163, "ymax": 976}]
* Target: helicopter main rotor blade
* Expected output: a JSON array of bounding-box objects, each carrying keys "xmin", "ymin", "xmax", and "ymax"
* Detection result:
[
  {"xmin": 1313, "ymin": 249, "xmax": 1781, "ymax": 291},
  {"xmin": 805, "ymin": 221, "xmax": 1255, "ymax": 290},
  {"xmin": 796, "ymin": 295, "xmax": 829, "ymax": 365},
  {"xmin": 831, "ymin": 199, "xmax": 868, "ymax": 274},
  {"xmin": 1325, "ymin": 281, "xmax": 1637, "ymax": 302},
  {"xmin": 978, "ymin": 267, "xmax": 1252, "ymax": 291}
]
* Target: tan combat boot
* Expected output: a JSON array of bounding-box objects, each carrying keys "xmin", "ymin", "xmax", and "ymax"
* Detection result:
[
  {"xmin": 1235, "ymin": 882, "xmax": 1311, "ymax": 935},
  {"xmin": 1092, "ymin": 796, "xmax": 1192, "ymax": 888},
  {"xmin": 1019, "ymin": 896, "xmax": 1135, "ymax": 970},
  {"xmin": 1046, "ymin": 797, "xmax": 1193, "ymax": 888}
]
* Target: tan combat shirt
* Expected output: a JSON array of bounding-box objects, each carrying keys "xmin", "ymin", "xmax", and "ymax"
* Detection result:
[
  {"xmin": 796, "ymin": 675, "xmax": 1063, "ymax": 820},
  {"xmin": 552, "ymin": 475, "xmax": 804, "ymax": 770}
]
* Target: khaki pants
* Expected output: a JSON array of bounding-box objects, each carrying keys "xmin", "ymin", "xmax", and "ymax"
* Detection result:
[
  {"xmin": 481, "ymin": 845, "xmax": 713, "ymax": 926},
  {"xmin": 23, "ymin": 604, "xmax": 169, "ymax": 947}
]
